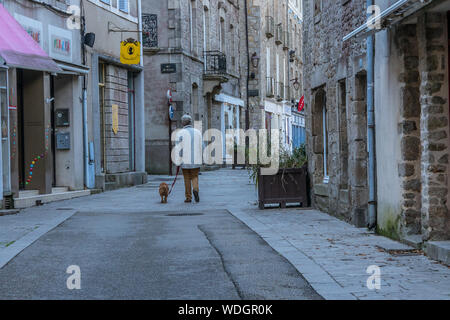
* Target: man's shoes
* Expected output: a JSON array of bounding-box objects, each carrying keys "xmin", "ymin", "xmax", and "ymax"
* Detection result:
[
  {"xmin": 193, "ymin": 190, "xmax": 200, "ymax": 203},
  {"xmin": 185, "ymin": 199, "xmax": 192, "ymax": 203}
]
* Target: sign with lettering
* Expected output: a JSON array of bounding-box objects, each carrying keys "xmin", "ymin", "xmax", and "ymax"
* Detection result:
[
  {"xmin": 14, "ymin": 14, "xmax": 43, "ymax": 48},
  {"xmin": 48, "ymin": 25, "xmax": 73, "ymax": 63},
  {"xmin": 161, "ymin": 63, "xmax": 176, "ymax": 74}
]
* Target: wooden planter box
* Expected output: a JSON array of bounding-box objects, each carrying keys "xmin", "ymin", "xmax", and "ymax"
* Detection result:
[{"xmin": 258, "ymin": 166, "xmax": 309, "ymax": 209}]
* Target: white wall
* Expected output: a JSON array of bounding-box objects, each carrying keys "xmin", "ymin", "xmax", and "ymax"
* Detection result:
[{"xmin": 374, "ymin": 27, "xmax": 403, "ymax": 232}]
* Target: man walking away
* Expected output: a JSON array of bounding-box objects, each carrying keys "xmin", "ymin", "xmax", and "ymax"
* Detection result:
[{"xmin": 177, "ymin": 115, "xmax": 204, "ymax": 203}]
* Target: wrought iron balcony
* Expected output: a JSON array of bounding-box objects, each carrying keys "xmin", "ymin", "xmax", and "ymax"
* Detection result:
[{"xmin": 203, "ymin": 51, "xmax": 227, "ymax": 76}]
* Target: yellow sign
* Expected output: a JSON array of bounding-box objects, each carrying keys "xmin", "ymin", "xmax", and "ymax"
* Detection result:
[
  {"xmin": 120, "ymin": 38, "xmax": 140, "ymax": 65},
  {"xmin": 112, "ymin": 104, "xmax": 119, "ymax": 135}
]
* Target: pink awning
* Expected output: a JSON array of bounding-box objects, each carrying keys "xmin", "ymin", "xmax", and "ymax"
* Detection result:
[{"xmin": 0, "ymin": 4, "xmax": 61, "ymax": 73}]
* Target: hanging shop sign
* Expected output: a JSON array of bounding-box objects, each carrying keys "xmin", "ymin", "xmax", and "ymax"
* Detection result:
[
  {"xmin": 298, "ymin": 95, "xmax": 305, "ymax": 112},
  {"xmin": 120, "ymin": 38, "xmax": 140, "ymax": 65}
]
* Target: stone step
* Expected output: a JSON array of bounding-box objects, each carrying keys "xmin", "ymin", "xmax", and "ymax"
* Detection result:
[
  {"xmin": 105, "ymin": 175, "xmax": 117, "ymax": 183},
  {"xmin": 425, "ymin": 241, "xmax": 450, "ymax": 266},
  {"xmin": 403, "ymin": 234, "xmax": 423, "ymax": 249},
  {"xmin": 105, "ymin": 182, "xmax": 121, "ymax": 192},
  {"xmin": 201, "ymin": 165, "xmax": 222, "ymax": 172},
  {"xmin": 18, "ymin": 190, "xmax": 39, "ymax": 198},
  {"xmin": 13, "ymin": 190, "xmax": 91, "ymax": 209},
  {"xmin": 52, "ymin": 187, "xmax": 69, "ymax": 194}
]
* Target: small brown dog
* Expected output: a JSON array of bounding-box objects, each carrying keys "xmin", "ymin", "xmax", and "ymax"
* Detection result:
[{"xmin": 159, "ymin": 182, "xmax": 169, "ymax": 203}]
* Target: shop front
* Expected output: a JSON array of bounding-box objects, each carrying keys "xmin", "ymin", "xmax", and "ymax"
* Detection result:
[
  {"xmin": 214, "ymin": 93, "xmax": 245, "ymax": 163},
  {"xmin": 0, "ymin": 4, "xmax": 91, "ymax": 208}
]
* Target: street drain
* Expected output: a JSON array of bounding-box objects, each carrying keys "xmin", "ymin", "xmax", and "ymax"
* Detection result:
[{"xmin": 166, "ymin": 213, "xmax": 204, "ymax": 217}]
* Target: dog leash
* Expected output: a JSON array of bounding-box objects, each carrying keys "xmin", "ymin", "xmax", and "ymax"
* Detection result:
[{"xmin": 168, "ymin": 166, "xmax": 181, "ymax": 195}]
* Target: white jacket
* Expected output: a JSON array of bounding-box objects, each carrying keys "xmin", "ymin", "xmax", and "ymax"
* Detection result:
[{"xmin": 174, "ymin": 125, "xmax": 205, "ymax": 169}]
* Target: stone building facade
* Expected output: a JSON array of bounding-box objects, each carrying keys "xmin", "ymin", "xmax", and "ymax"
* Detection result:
[
  {"xmin": 84, "ymin": 0, "xmax": 147, "ymax": 191},
  {"xmin": 367, "ymin": 0, "xmax": 450, "ymax": 248},
  {"xmin": 0, "ymin": 0, "xmax": 86, "ymax": 207},
  {"xmin": 247, "ymin": 0, "xmax": 303, "ymax": 150},
  {"xmin": 302, "ymin": 0, "xmax": 369, "ymax": 226},
  {"xmin": 304, "ymin": 0, "xmax": 450, "ymax": 262},
  {"xmin": 143, "ymin": 0, "xmax": 247, "ymax": 174}
]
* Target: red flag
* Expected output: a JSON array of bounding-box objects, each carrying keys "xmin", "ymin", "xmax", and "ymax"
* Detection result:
[{"xmin": 298, "ymin": 95, "xmax": 305, "ymax": 112}]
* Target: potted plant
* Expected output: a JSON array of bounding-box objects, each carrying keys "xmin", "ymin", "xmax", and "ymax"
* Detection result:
[{"xmin": 248, "ymin": 145, "xmax": 310, "ymax": 209}]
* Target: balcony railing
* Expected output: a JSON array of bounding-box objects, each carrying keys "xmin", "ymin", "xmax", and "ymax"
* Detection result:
[
  {"xmin": 266, "ymin": 77, "xmax": 274, "ymax": 97},
  {"xmin": 265, "ymin": 16, "xmax": 274, "ymax": 38},
  {"xmin": 275, "ymin": 24, "xmax": 283, "ymax": 45},
  {"xmin": 276, "ymin": 81, "xmax": 284, "ymax": 101},
  {"xmin": 203, "ymin": 51, "xmax": 227, "ymax": 76}
]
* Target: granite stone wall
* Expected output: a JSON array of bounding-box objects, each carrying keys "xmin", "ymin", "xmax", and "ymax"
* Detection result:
[
  {"xmin": 418, "ymin": 13, "xmax": 450, "ymax": 241},
  {"xmin": 303, "ymin": 0, "xmax": 368, "ymax": 226}
]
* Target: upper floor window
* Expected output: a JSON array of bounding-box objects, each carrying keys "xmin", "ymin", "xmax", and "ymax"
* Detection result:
[
  {"xmin": 189, "ymin": 0, "xmax": 198, "ymax": 54},
  {"xmin": 203, "ymin": 6, "xmax": 210, "ymax": 52},
  {"xmin": 119, "ymin": 0, "xmax": 129, "ymax": 13},
  {"xmin": 219, "ymin": 17, "xmax": 225, "ymax": 53}
]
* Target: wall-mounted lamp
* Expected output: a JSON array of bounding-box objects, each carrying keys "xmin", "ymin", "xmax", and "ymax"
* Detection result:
[
  {"xmin": 290, "ymin": 78, "xmax": 300, "ymax": 91},
  {"xmin": 84, "ymin": 33, "xmax": 96, "ymax": 48},
  {"xmin": 251, "ymin": 52, "xmax": 260, "ymax": 68}
]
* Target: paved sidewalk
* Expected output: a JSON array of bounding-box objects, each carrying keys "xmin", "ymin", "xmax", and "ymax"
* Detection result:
[
  {"xmin": 1, "ymin": 168, "xmax": 449, "ymax": 299},
  {"xmin": 228, "ymin": 207, "xmax": 450, "ymax": 300}
]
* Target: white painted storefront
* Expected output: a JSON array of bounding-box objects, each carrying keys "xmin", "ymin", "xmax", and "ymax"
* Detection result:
[{"xmin": 215, "ymin": 93, "xmax": 245, "ymax": 162}]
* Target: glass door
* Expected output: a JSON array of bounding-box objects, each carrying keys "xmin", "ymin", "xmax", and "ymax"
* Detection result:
[{"xmin": 0, "ymin": 67, "xmax": 11, "ymax": 195}]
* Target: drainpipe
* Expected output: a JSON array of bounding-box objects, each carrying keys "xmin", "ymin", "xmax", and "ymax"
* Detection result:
[
  {"xmin": 367, "ymin": 0, "xmax": 377, "ymax": 230},
  {"xmin": 244, "ymin": 0, "xmax": 250, "ymax": 132},
  {"xmin": 80, "ymin": 0, "xmax": 93, "ymax": 189},
  {"xmin": 82, "ymin": 87, "xmax": 90, "ymax": 188}
]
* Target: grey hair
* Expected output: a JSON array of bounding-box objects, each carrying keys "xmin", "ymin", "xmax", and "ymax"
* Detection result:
[{"xmin": 181, "ymin": 114, "xmax": 192, "ymax": 126}]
